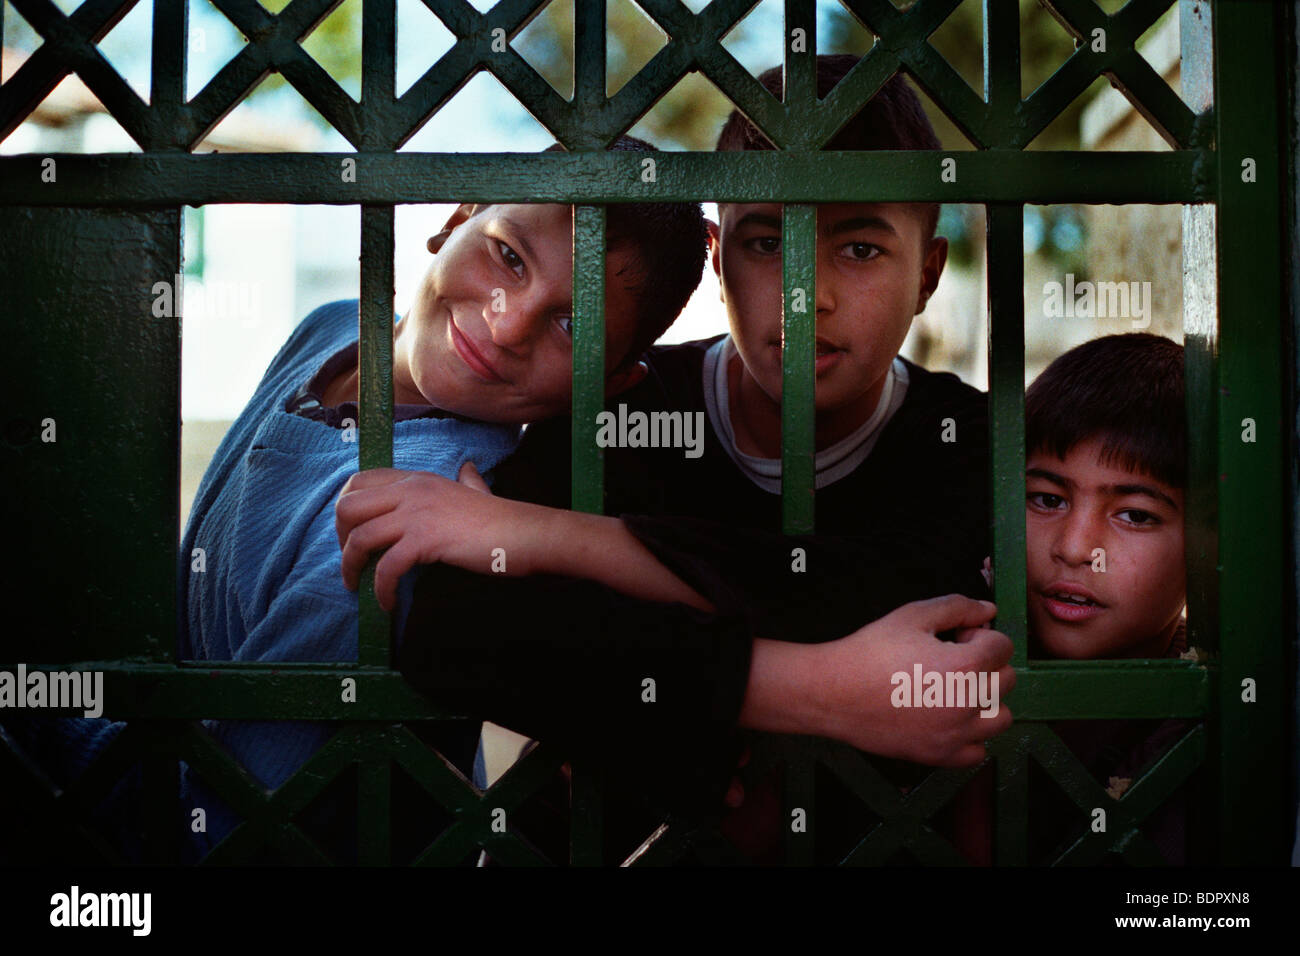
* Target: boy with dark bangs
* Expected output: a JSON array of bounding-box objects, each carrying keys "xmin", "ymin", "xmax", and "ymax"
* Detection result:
[{"xmin": 952, "ymin": 333, "xmax": 1192, "ymax": 864}]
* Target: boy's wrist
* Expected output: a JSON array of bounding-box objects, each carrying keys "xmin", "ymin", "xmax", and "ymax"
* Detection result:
[
  {"xmin": 741, "ymin": 639, "xmax": 833, "ymax": 739},
  {"xmin": 513, "ymin": 506, "xmax": 609, "ymax": 579}
]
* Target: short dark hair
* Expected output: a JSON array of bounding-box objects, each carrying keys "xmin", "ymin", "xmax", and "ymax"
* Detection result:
[
  {"xmin": 1025, "ymin": 333, "xmax": 1186, "ymax": 488},
  {"xmin": 603, "ymin": 135, "xmax": 708, "ymax": 367},
  {"xmin": 715, "ymin": 55, "xmax": 943, "ymax": 241},
  {"xmin": 533, "ymin": 136, "xmax": 707, "ymax": 369}
]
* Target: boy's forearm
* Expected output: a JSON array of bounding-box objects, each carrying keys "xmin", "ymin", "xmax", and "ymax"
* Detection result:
[
  {"xmin": 524, "ymin": 506, "xmax": 714, "ymax": 612},
  {"xmin": 736, "ymin": 639, "xmax": 830, "ymax": 738}
]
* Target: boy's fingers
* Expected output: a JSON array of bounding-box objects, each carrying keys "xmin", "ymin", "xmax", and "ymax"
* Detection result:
[
  {"xmin": 335, "ymin": 485, "xmax": 405, "ymax": 548},
  {"xmin": 457, "ymin": 461, "xmax": 491, "ymax": 494},
  {"xmin": 339, "ymin": 468, "xmax": 406, "ymax": 495},
  {"xmin": 339, "ymin": 515, "xmax": 405, "ymax": 591},
  {"xmin": 997, "ymin": 663, "xmax": 1017, "ymax": 696},
  {"xmin": 373, "ymin": 540, "xmax": 422, "ymax": 612},
  {"xmin": 953, "ymin": 627, "xmax": 1015, "ymax": 670},
  {"xmin": 981, "ymin": 703, "xmax": 1014, "ymax": 737},
  {"xmin": 901, "ymin": 594, "xmax": 997, "ymax": 635}
]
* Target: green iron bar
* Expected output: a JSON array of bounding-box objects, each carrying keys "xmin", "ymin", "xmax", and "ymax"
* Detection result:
[
  {"xmin": 358, "ymin": 204, "xmax": 396, "ymax": 667},
  {"xmin": 357, "ymin": 736, "xmax": 392, "ymax": 866},
  {"xmin": 1209, "ymin": 0, "xmax": 1287, "ymax": 864},
  {"xmin": 0, "ymin": 152, "xmax": 1216, "ymax": 207},
  {"xmin": 985, "ymin": 197, "xmax": 1028, "ymax": 864},
  {"xmin": 781, "ymin": 205, "xmax": 817, "ymax": 535},
  {"xmin": 359, "ymin": 0, "xmax": 396, "ymax": 152},
  {"xmin": 571, "ymin": 204, "xmax": 607, "ymax": 515},
  {"xmin": 0, "ymin": 663, "xmax": 1208, "ymax": 721},
  {"xmin": 569, "ymin": 204, "xmax": 609, "ymax": 863},
  {"xmin": 779, "ymin": 1, "xmax": 816, "ymax": 536},
  {"xmin": 985, "ymin": 203, "xmax": 1028, "ymax": 666}
]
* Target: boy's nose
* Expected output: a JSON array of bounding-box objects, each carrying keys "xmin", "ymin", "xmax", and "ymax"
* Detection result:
[
  {"xmin": 814, "ymin": 260, "xmax": 837, "ymax": 314},
  {"xmin": 483, "ymin": 299, "xmax": 545, "ymax": 353},
  {"xmin": 1053, "ymin": 512, "xmax": 1103, "ymax": 566}
]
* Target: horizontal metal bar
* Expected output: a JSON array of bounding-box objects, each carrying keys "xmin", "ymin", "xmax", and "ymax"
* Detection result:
[
  {"xmin": 1009, "ymin": 660, "xmax": 1212, "ymax": 720},
  {"xmin": 0, "ymin": 151, "xmax": 1216, "ymax": 206},
  {"xmin": 2, "ymin": 661, "xmax": 1210, "ymax": 721}
]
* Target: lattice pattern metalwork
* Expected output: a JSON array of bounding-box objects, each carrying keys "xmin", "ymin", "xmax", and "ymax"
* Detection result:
[{"xmin": 0, "ymin": 0, "xmax": 1289, "ymax": 865}]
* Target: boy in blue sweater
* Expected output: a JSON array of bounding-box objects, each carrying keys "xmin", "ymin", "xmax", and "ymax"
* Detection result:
[
  {"xmin": 10, "ymin": 136, "xmax": 708, "ymax": 862},
  {"xmin": 175, "ymin": 151, "xmax": 707, "ymax": 857}
]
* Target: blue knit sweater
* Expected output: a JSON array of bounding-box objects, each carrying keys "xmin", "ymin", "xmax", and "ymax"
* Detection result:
[{"xmin": 16, "ymin": 300, "xmax": 521, "ymax": 861}]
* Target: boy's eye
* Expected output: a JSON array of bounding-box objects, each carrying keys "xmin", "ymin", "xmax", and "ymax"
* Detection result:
[
  {"xmin": 496, "ymin": 240, "xmax": 525, "ymax": 277},
  {"xmin": 1028, "ymin": 491, "xmax": 1065, "ymax": 511},
  {"xmin": 553, "ymin": 315, "xmax": 573, "ymax": 339},
  {"xmin": 842, "ymin": 241, "xmax": 880, "ymax": 261},
  {"xmin": 745, "ymin": 236, "xmax": 781, "ymax": 255},
  {"xmin": 1117, "ymin": 508, "xmax": 1160, "ymax": 527}
]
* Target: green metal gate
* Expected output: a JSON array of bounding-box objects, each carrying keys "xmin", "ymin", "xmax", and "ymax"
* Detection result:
[{"xmin": 0, "ymin": 0, "xmax": 1291, "ymax": 865}]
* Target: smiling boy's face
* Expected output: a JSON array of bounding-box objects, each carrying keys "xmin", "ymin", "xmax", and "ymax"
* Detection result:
[
  {"xmin": 711, "ymin": 201, "xmax": 946, "ymax": 420},
  {"xmin": 392, "ymin": 203, "xmax": 644, "ymax": 423},
  {"xmin": 1025, "ymin": 437, "xmax": 1187, "ymax": 659}
]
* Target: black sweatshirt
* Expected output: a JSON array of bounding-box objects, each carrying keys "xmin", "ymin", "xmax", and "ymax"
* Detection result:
[{"xmin": 399, "ymin": 336, "xmax": 991, "ymax": 829}]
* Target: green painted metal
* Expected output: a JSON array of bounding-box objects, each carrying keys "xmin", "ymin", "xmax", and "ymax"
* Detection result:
[
  {"xmin": 570, "ymin": 204, "xmax": 607, "ymax": 516},
  {"xmin": 986, "ymin": 203, "xmax": 1028, "ymax": 665},
  {"xmin": 1, "ymin": 206, "xmax": 180, "ymax": 666},
  {"xmin": 359, "ymin": 204, "xmax": 396, "ymax": 667},
  {"xmin": 0, "ymin": 152, "xmax": 1216, "ymax": 205},
  {"xmin": 781, "ymin": 204, "xmax": 817, "ymax": 535},
  {"xmin": 1207, "ymin": 0, "xmax": 1288, "ymax": 864},
  {"xmin": 0, "ymin": 0, "xmax": 1291, "ymax": 867}
]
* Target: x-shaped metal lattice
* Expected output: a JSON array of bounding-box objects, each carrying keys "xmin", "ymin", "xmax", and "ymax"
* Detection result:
[
  {"xmin": 0, "ymin": 0, "xmax": 1211, "ymax": 866},
  {"xmin": 2, "ymin": 0, "xmax": 1197, "ymax": 151},
  {"xmin": 627, "ymin": 721, "xmax": 1203, "ymax": 866}
]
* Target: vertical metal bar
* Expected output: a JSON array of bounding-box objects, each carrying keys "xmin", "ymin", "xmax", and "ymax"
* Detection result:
[
  {"xmin": 1210, "ymin": 0, "xmax": 1287, "ymax": 864},
  {"xmin": 1179, "ymin": 0, "xmax": 1219, "ymax": 867},
  {"xmin": 141, "ymin": 722, "xmax": 180, "ymax": 863},
  {"xmin": 985, "ymin": 203, "xmax": 1027, "ymax": 664},
  {"xmin": 573, "ymin": 0, "xmax": 605, "ymax": 124},
  {"xmin": 358, "ymin": 204, "xmax": 395, "ymax": 667},
  {"xmin": 570, "ymin": 204, "xmax": 606, "ymax": 514},
  {"xmin": 357, "ymin": 739, "xmax": 392, "ymax": 866},
  {"xmin": 150, "ymin": 0, "xmax": 186, "ymax": 147},
  {"xmin": 992, "ymin": 735, "xmax": 1028, "ymax": 865},
  {"xmin": 361, "ymin": 0, "xmax": 396, "ymax": 149},
  {"xmin": 781, "ymin": 204, "xmax": 816, "ymax": 535},
  {"xmin": 983, "ymin": 0, "xmax": 1019, "ymax": 114},
  {"xmin": 784, "ymin": 0, "xmax": 816, "ymax": 150},
  {"xmin": 1181, "ymin": 1, "xmax": 1219, "ymax": 659}
]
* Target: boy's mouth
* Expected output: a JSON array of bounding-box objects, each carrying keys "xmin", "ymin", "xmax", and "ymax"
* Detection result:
[
  {"xmin": 450, "ymin": 318, "xmax": 506, "ymax": 383},
  {"xmin": 1040, "ymin": 582, "xmax": 1106, "ymax": 623},
  {"xmin": 771, "ymin": 338, "xmax": 845, "ymax": 374}
]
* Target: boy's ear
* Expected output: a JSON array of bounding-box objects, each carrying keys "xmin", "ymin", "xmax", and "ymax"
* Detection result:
[
  {"xmin": 428, "ymin": 203, "xmax": 477, "ymax": 254},
  {"xmin": 915, "ymin": 235, "xmax": 949, "ymax": 314},
  {"xmin": 605, "ymin": 359, "xmax": 649, "ymax": 397},
  {"xmin": 706, "ymin": 219, "xmax": 723, "ymax": 299}
]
